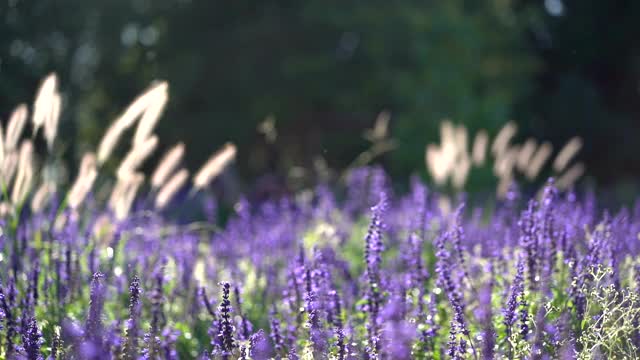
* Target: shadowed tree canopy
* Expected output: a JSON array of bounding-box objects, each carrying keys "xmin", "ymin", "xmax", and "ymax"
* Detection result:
[{"xmin": 1, "ymin": 0, "xmax": 639, "ymax": 190}]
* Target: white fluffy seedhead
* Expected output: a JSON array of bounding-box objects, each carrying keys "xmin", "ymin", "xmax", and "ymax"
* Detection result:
[
  {"xmin": 11, "ymin": 140, "xmax": 34, "ymax": 205},
  {"xmin": 553, "ymin": 137, "xmax": 583, "ymax": 173},
  {"xmin": 68, "ymin": 152, "xmax": 98, "ymax": 209},
  {"xmin": 516, "ymin": 138, "xmax": 537, "ymax": 172},
  {"xmin": 471, "ymin": 130, "xmax": 488, "ymax": 166},
  {"xmin": 425, "ymin": 144, "xmax": 449, "ymax": 186},
  {"xmin": 6, "ymin": 104, "xmax": 28, "ymax": 152},
  {"xmin": 117, "ymin": 135, "xmax": 159, "ymax": 179},
  {"xmin": 1, "ymin": 152, "xmax": 18, "ymax": 188},
  {"xmin": 133, "ymin": 82, "xmax": 168, "ymax": 146},
  {"xmin": 525, "ymin": 142, "xmax": 553, "ymax": 180},
  {"xmin": 491, "ymin": 121, "xmax": 517, "ymax": 157},
  {"xmin": 44, "ymin": 92, "xmax": 62, "ymax": 150},
  {"xmin": 32, "ymin": 73, "xmax": 58, "ymax": 136},
  {"xmin": 193, "ymin": 143, "xmax": 237, "ymax": 190},
  {"xmin": 110, "ymin": 172, "xmax": 145, "ymax": 220},
  {"xmin": 557, "ymin": 162, "xmax": 585, "ymax": 190},
  {"xmin": 31, "ymin": 182, "xmax": 56, "ymax": 213},
  {"xmin": 155, "ymin": 168, "xmax": 189, "ymax": 209},
  {"xmin": 151, "ymin": 142, "xmax": 185, "ymax": 189},
  {"xmin": 97, "ymin": 81, "xmax": 167, "ymax": 165}
]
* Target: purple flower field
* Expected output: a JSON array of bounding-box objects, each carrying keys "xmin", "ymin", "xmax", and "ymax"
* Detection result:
[{"xmin": 1, "ymin": 76, "xmax": 639, "ymax": 359}]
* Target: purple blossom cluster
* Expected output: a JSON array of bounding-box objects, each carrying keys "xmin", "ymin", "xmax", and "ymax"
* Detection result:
[{"xmin": 1, "ymin": 166, "xmax": 640, "ymax": 359}]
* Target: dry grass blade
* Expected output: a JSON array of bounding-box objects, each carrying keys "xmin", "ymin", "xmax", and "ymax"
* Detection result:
[
  {"xmin": 6, "ymin": 104, "xmax": 28, "ymax": 152},
  {"xmin": 151, "ymin": 142, "xmax": 186, "ymax": 189},
  {"xmin": 553, "ymin": 137, "xmax": 583, "ymax": 173},
  {"xmin": 117, "ymin": 135, "xmax": 159, "ymax": 179},
  {"xmin": 155, "ymin": 168, "xmax": 189, "ymax": 209},
  {"xmin": 193, "ymin": 142, "xmax": 237, "ymax": 190}
]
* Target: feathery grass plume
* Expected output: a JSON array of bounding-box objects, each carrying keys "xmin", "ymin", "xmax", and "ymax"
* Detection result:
[
  {"xmin": 1, "ymin": 151, "xmax": 18, "ymax": 186},
  {"xmin": 67, "ymin": 153, "xmax": 98, "ymax": 209},
  {"xmin": 454, "ymin": 124, "xmax": 468, "ymax": 155},
  {"xmin": 516, "ymin": 138, "xmax": 537, "ymax": 172},
  {"xmin": 439, "ymin": 121, "xmax": 458, "ymax": 171},
  {"xmin": 30, "ymin": 181, "xmax": 56, "ymax": 213},
  {"xmin": 44, "ymin": 92, "xmax": 62, "ymax": 150},
  {"xmin": 471, "ymin": 129, "xmax": 488, "ymax": 166},
  {"xmin": 451, "ymin": 155, "xmax": 471, "ymax": 190},
  {"xmin": 0, "ymin": 123, "xmax": 4, "ymax": 167},
  {"xmin": 257, "ymin": 114, "xmax": 278, "ymax": 144},
  {"xmin": 6, "ymin": 104, "xmax": 28, "ymax": 152},
  {"xmin": 491, "ymin": 121, "xmax": 517, "ymax": 157},
  {"xmin": 497, "ymin": 175, "xmax": 514, "ymax": 199},
  {"xmin": 525, "ymin": 141, "xmax": 553, "ymax": 180},
  {"xmin": 97, "ymin": 81, "xmax": 166, "ymax": 164},
  {"xmin": 193, "ymin": 142, "xmax": 237, "ymax": 191},
  {"xmin": 553, "ymin": 136, "xmax": 582, "ymax": 173},
  {"xmin": 450, "ymin": 125, "xmax": 471, "ymax": 189},
  {"xmin": 425, "ymin": 144, "xmax": 449, "ymax": 186},
  {"xmin": 426, "ymin": 121, "xmax": 474, "ymax": 188},
  {"xmin": 556, "ymin": 162, "xmax": 585, "ymax": 190},
  {"xmin": 493, "ymin": 145, "xmax": 519, "ymax": 179},
  {"xmin": 151, "ymin": 142, "xmax": 185, "ymax": 189},
  {"xmin": 155, "ymin": 168, "xmax": 189, "ymax": 210},
  {"xmin": 11, "ymin": 140, "xmax": 34, "ymax": 205},
  {"xmin": 110, "ymin": 172, "xmax": 145, "ymax": 220},
  {"xmin": 32, "ymin": 73, "xmax": 58, "ymax": 137},
  {"xmin": 117, "ymin": 135, "xmax": 158, "ymax": 179},
  {"xmin": 132, "ymin": 82, "xmax": 168, "ymax": 146},
  {"xmin": 364, "ymin": 110, "xmax": 390, "ymax": 142},
  {"xmin": 97, "ymin": 121, "xmax": 126, "ymax": 165}
]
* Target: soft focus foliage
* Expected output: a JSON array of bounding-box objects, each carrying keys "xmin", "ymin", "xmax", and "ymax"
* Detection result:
[
  {"xmin": 3, "ymin": 1, "xmax": 638, "ymax": 187},
  {"xmin": 1, "ymin": 0, "xmax": 539, "ymax": 187},
  {"xmin": 2, "ymin": 160, "xmax": 640, "ymax": 358}
]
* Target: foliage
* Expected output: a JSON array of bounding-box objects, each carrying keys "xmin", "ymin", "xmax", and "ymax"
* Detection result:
[{"xmin": 0, "ymin": 160, "xmax": 639, "ymax": 359}]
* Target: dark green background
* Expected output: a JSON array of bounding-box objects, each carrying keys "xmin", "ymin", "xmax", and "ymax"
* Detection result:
[{"xmin": 1, "ymin": 0, "xmax": 639, "ymax": 192}]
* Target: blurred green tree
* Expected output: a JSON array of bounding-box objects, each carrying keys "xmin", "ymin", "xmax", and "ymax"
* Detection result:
[{"xmin": 3, "ymin": 0, "xmax": 636, "ymax": 190}]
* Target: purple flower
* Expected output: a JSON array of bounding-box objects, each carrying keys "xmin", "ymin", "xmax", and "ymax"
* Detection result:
[
  {"xmin": 123, "ymin": 276, "xmax": 142, "ymax": 359},
  {"xmin": 85, "ymin": 272, "xmax": 105, "ymax": 348},
  {"xmin": 217, "ymin": 282, "xmax": 235, "ymax": 358},
  {"xmin": 249, "ymin": 329, "xmax": 271, "ymax": 360},
  {"xmin": 21, "ymin": 317, "xmax": 43, "ymax": 360}
]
